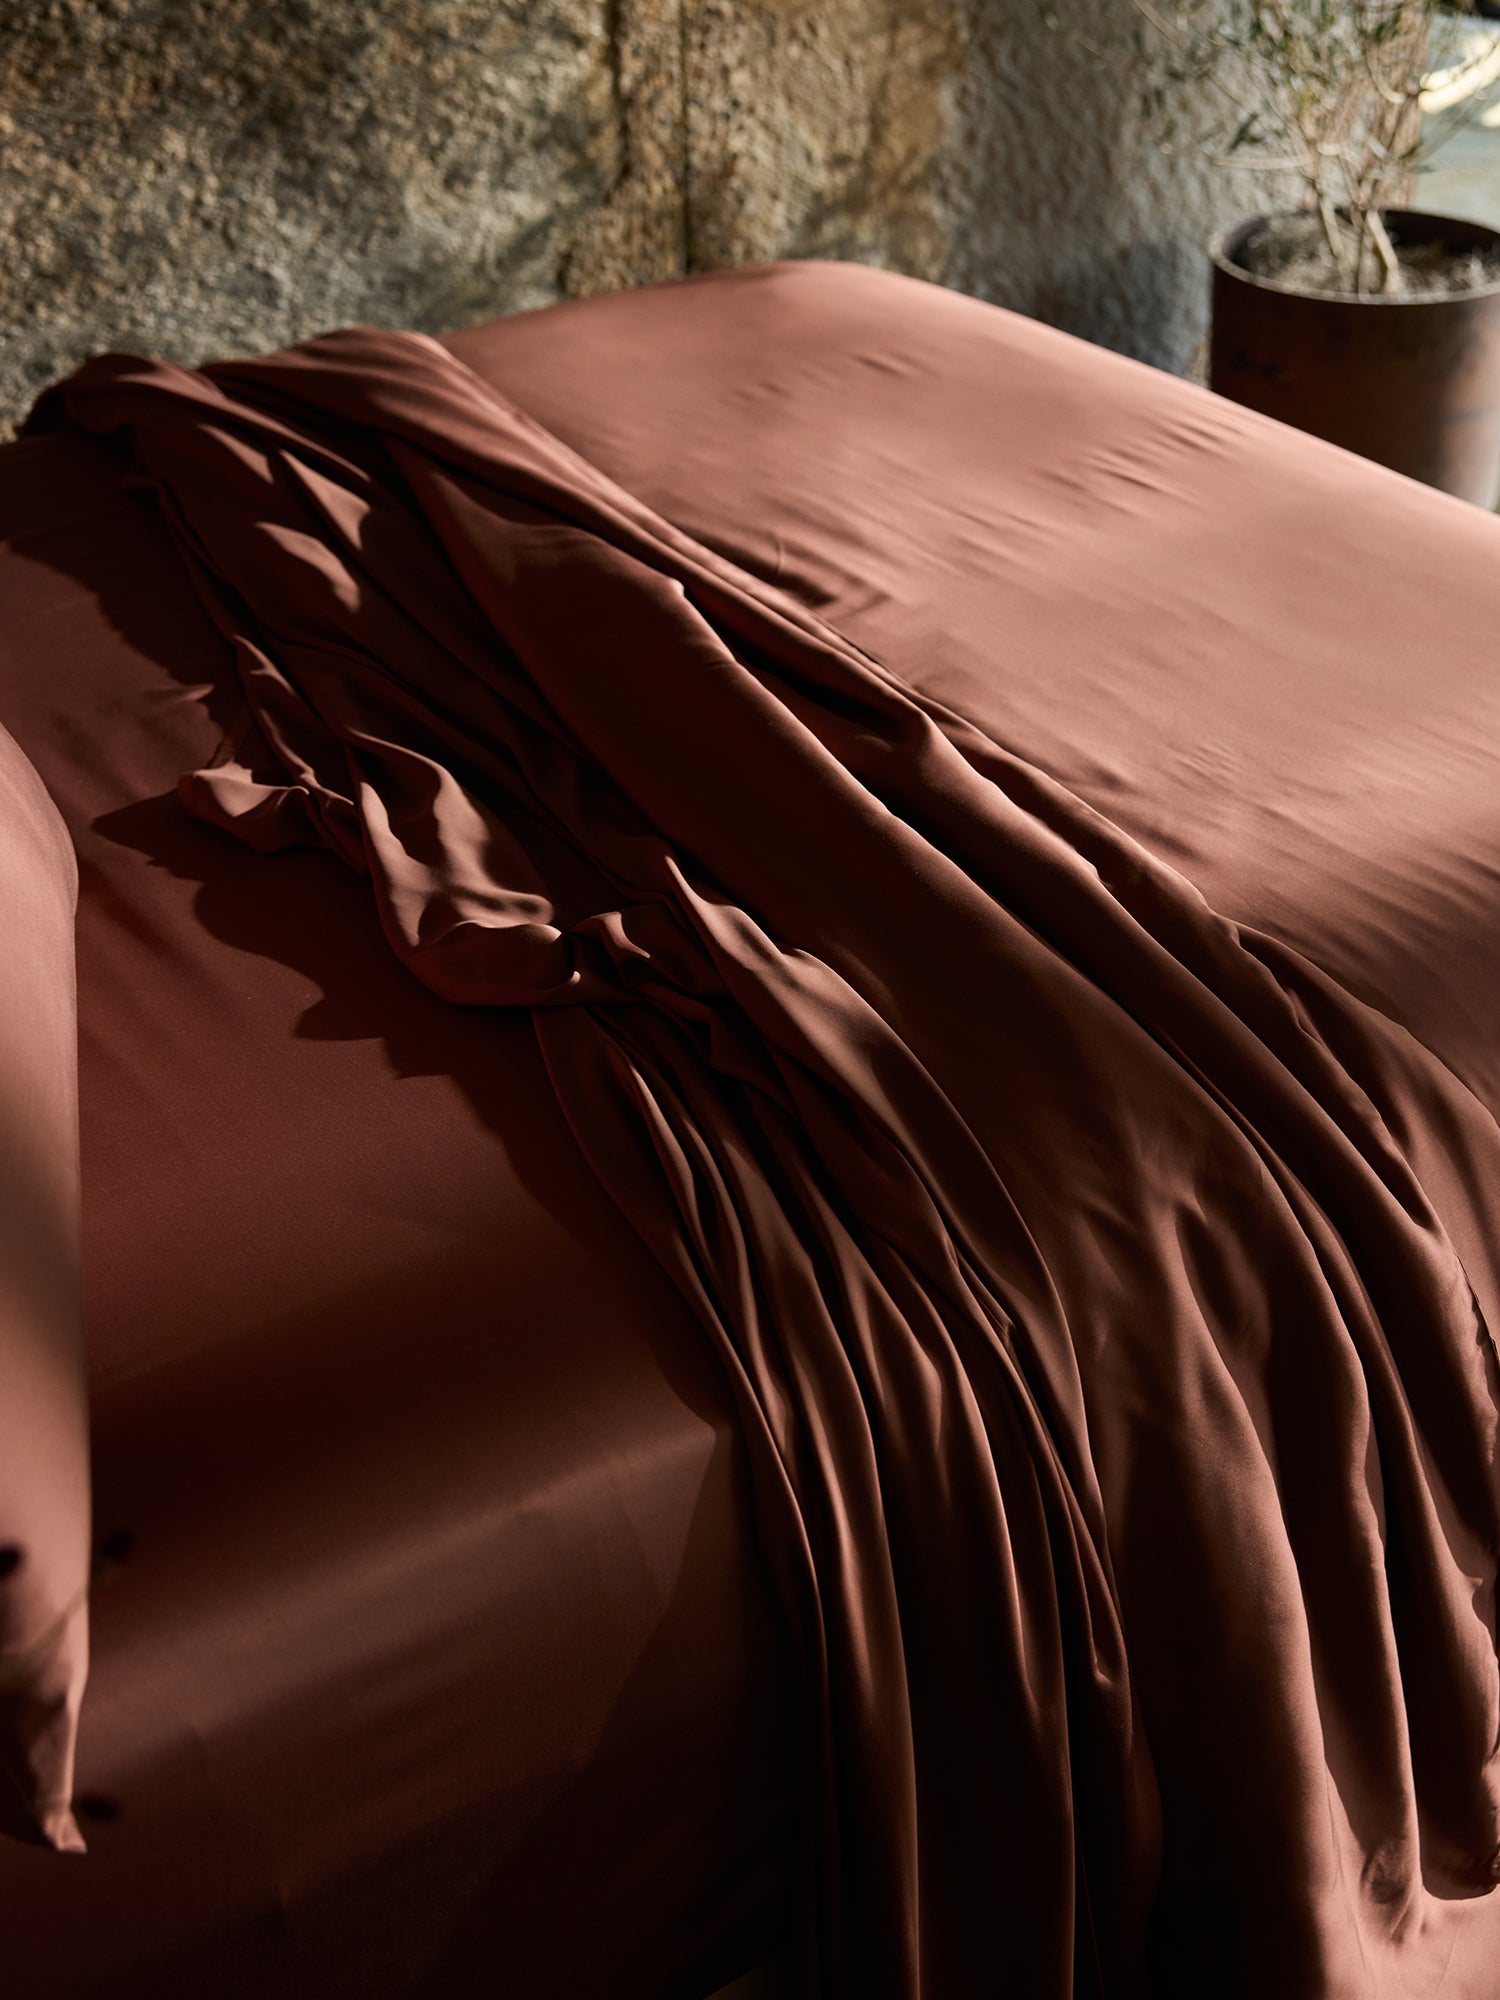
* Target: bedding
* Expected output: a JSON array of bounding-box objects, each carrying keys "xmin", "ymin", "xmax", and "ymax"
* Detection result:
[
  {"xmin": 0, "ymin": 431, "xmax": 793, "ymax": 1999},
  {"xmin": 1, "ymin": 259, "xmax": 1499, "ymax": 1998},
  {"xmin": 0, "ymin": 716, "xmax": 87, "ymax": 1856}
]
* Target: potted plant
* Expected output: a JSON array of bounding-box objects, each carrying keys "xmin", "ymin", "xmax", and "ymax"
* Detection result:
[{"xmin": 1135, "ymin": 0, "xmax": 1500, "ymax": 505}]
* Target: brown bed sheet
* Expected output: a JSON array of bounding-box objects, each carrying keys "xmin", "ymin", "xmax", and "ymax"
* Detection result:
[
  {"xmin": 0, "ymin": 432, "xmax": 794, "ymax": 1998},
  {"xmin": 445, "ymin": 263, "xmax": 1500, "ymax": 1139},
  {"xmin": 2, "ymin": 259, "xmax": 1500, "ymax": 1994}
]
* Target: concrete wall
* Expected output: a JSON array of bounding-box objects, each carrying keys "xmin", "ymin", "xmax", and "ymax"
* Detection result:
[{"xmin": 0, "ymin": 0, "xmax": 1275, "ymax": 434}]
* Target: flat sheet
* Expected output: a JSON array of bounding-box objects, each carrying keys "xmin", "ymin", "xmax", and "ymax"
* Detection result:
[
  {"xmin": 3, "ymin": 260, "xmax": 1500, "ymax": 1996},
  {"xmin": 458, "ymin": 264, "xmax": 1500, "ymax": 1998}
]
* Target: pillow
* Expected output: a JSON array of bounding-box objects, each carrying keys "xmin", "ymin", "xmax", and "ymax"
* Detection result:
[{"xmin": 0, "ymin": 719, "xmax": 87, "ymax": 1852}]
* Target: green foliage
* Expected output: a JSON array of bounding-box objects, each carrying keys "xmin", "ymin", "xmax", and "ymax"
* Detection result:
[{"xmin": 1127, "ymin": 0, "xmax": 1489, "ymax": 291}]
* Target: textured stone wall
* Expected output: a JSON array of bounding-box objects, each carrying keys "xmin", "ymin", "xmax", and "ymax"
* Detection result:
[{"xmin": 0, "ymin": 0, "xmax": 1275, "ymax": 434}]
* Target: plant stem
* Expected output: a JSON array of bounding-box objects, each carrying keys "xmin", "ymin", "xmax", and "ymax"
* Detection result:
[
  {"xmin": 1366, "ymin": 205, "xmax": 1405, "ymax": 293},
  {"xmin": 1318, "ymin": 186, "xmax": 1351, "ymax": 283}
]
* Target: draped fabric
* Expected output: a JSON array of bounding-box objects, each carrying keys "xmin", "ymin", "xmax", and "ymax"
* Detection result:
[{"xmin": 31, "ymin": 329, "xmax": 1500, "ymax": 1997}]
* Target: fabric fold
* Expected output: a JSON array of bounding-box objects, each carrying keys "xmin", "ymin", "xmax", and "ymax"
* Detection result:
[{"xmin": 31, "ymin": 327, "xmax": 1500, "ymax": 1997}]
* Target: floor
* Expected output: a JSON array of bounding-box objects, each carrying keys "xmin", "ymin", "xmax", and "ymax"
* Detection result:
[{"xmin": 1420, "ymin": 10, "xmax": 1500, "ymax": 227}]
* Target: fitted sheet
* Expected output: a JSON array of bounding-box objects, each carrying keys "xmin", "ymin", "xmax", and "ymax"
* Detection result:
[
  {"xmin": 2, "ymin": 260, "xmax": 1500, "ymax": 1994},
  {"xmin": 0, "ymin": 431, "xmax": 794, "ymax": 1999}
]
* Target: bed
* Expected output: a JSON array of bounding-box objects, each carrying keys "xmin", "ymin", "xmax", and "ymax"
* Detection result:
[{"xmin": 0, "ymin": 259, "xmax": 1497, "ymax": 1998}]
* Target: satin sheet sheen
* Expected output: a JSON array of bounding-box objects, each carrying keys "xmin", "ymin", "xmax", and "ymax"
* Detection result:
[
  {"xmin": 25, "ymin": 262, "xmax": 1500, "ymax": 1999},
  {"xmin": 0, "ymin": 410, "xmax": 792, "ymax": 1991}
]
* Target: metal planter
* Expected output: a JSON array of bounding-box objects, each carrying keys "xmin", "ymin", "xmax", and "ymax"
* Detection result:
[{"xmin": 1210, "ymin": 208, "xmax": 1500, "ymax": 507}]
